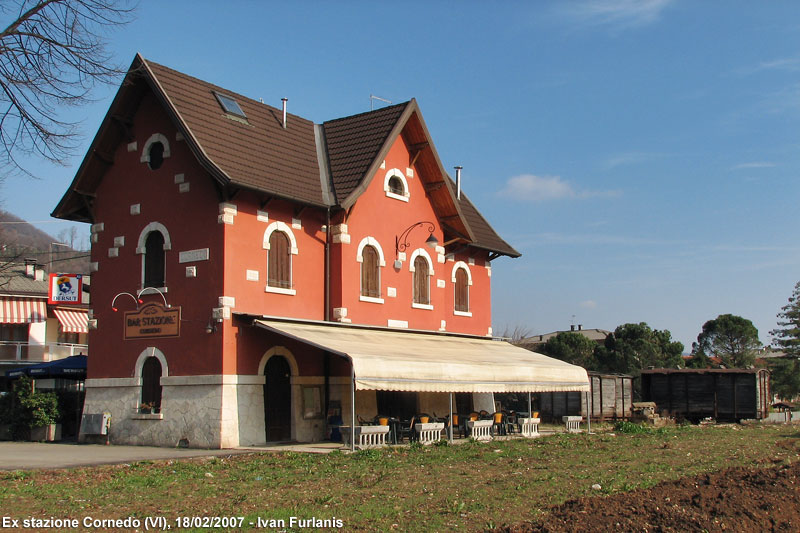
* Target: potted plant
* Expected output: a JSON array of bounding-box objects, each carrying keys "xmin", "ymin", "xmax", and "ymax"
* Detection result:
[
  {"xmin": 9, "ymin": 377, "xmax": 61, "ymax": 441},
  {"xmin": 139, "ymin": 402, "xmax": 155, "ymax": 414}
]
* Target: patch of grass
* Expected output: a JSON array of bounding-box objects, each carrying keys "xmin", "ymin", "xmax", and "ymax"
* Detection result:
[{"xmin": 0, "ymin": 425, "xmax": 797, "ymax": 531}]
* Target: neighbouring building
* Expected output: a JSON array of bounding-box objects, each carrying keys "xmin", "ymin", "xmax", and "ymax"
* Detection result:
[
  {"xmin": 518, "ymin": 326, "xmax": 612, "ymax": 351},
  {"xmin": 1, "ymin": 260, "xmax": 89, "ymax": 391},
  {"xmin": 53, "ymin": 55, "xmax": 590, "ymax": 448}
]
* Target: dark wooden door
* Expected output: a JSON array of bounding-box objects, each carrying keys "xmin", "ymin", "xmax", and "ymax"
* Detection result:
[{"xmin": 264, "ymin": 356, "xmax": 291, "ymax": 442}]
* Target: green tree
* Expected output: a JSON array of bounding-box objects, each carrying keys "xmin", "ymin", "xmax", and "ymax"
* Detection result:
[
  {"xmin": 540, "ymin": 331, "xmax": 598, "ymax": 369},
  {"xmin": 769, "ymin": 358, "xmax": 800, "ymax": 401},
  {"xmin": 595, "ymin": 322, "xmax": 684, "ymax": 374},
  {"xmin": 685, "ymin": 343, "xmax": 713, "ymax": 369},
  {"xmin": 693, "ymin": 314, "xmax": 761, "ymax": 368},
  {"xmin": 770, "ymin": 281, "xmax": 800, "ymax": 358}
]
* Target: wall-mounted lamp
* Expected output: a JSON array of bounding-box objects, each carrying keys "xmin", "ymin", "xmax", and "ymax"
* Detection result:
[
  {"xmin": 138, "ymin": 287, "xmax": 170, "ymax": 308},
  {"xmin": 205, "ymin": 318, "xmax": 218, "ymax": 334},
  {"xmin": 395, "ymin": 221, "xmax": 438, "ymax": 258},
  {"xmin": 111, "ymin": 292, "xmax": 141, "ymax": 312}
]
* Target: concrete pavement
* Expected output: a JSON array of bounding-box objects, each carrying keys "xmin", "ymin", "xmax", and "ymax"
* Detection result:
[{"xmin": 0, "ymin": 441, "xmax": 254, "ymax": 470}]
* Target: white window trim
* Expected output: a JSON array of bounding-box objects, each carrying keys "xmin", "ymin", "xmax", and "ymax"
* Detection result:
[
  {"xmin": 134, "ymin": 347, "xmax": 169, "ymax": 380},
  {"xmin": 136, "ymin": 222, "xmax": 171, "ymax": 289},
  {"xmin": 356, "ymin": 237, "xmax": 386, "ymax": 266},
  {"xmin": 264, "ymin": 222, "xmax": 298, "ymax": 294},
  {"xmin": 134, "ymin": 347, "xmax": 168, "ymax": 415},
  {"xmin": 265, "ymin": 286, "xmax": 297, "ymax": 296},
  {"xmin": 452, "ymin": 261, "xmax": 471, "ymax": 314},
  {"xmin": 409, "ymin": 248, "xmax": 435, "ymax": 274},
  {"xmin": 357, "ymin": 237, "xmax": 385, "ymax": 301},
  {"xmin": 140, "ymin": 133, "xmax": 171, "ymax": 165},
  {"xmin": 410, "ymin": 248, "xmax": 434, "ymax": 307},
  {"xmin": 384, "ymin": 168, "xmax": 410, "ymax": 202},
  {"xmin": 263, "ymin": 221, "xmax": 299, "ymax": 254},
  {"xmin": 450, "ymin": 261, "xmax": 473, "ymax": 285}
]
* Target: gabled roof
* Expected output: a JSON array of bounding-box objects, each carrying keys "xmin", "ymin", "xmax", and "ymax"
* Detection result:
[
  {"xmin": 0, "ymin": 266, "xmax": 48, "ymax": 297},
  {"xmin": 53, "ymin": 55, "xmax": 520, "ymax": 258},
  {"xmin": 324, "ymin": 101, "xmax": 410, "ymax": 203}
]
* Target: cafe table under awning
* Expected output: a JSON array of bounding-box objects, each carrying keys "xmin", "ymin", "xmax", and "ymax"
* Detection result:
[{"xmin": 254, "ymin": 318, "xmax": 589, "ymax": 393}]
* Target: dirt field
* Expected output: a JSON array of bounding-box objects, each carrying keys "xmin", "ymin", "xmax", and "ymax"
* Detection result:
[{"xmin": 500, "ymin": 460, "xmax": 800, "ymax": 532}]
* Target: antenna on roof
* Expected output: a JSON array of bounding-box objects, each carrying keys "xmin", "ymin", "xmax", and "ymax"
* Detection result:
[{"xmin": 370, "ymin": 94, "xmax": 392, "ymax": 111}]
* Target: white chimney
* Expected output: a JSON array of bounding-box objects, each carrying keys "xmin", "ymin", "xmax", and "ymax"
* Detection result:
[
  {"xmin": 454, "ymin": 166, "xmax": 463, "ymax": 200},
  {"xmin": 281, "ymin": 98, "xmax": 288, "ymax": 129}
]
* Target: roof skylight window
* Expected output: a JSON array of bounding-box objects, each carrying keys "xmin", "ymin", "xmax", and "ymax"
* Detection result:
[{"xmin": 214, "ymin": 92, "xmax": 246, "ymax": 118}]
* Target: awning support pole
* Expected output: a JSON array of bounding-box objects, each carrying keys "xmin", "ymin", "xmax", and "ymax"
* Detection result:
[
  {"xmin": 350, "ymin": 367, "xmax": 355, "ymax": 452},
  {"xmin": 528, "ymin": 392, "xmax": 532, "ymax": 417},
  {"xmin": 586, "ymin": 389, "xmax": 592, "ymax": 434},
  {"xmin": 448, "ymin": 392, "xmax": 453, "ymax": 443}
]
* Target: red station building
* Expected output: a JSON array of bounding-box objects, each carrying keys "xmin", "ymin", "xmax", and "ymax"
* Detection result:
[{"xmin": 53, "ymin": 55, "xmax": 589, "ymax": 448}]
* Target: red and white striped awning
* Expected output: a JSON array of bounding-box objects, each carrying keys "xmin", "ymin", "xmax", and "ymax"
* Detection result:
[
  {"xmin": 0, "ymin": 297, "xmax": 47, "ymax": 324},
  {"xmin": 53, "ymin": 308, "xmax": 89, "ymax": 334}
]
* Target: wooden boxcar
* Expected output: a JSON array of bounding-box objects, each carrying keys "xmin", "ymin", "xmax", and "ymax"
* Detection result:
[
  {"xmin": 640, "ymin": 369, "xmax": 770, "ymax": 422},
  {"xmin": 536, "ymin": 372, "xmax": 633, "ymax": 422}
]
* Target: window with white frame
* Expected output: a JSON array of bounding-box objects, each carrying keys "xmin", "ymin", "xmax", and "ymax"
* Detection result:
[
  {"xmin": 267, "ymin": 231, "xmax": 292, "ymax": 289},
  {"xmin": 137, "ymin": 222, "xmax": 171, "ymax": 289},
  {"xmin": 140, "ymin": 356, "xmax": 162, "ymax": 413},
  {"xmin": 454, "ymin": 267, "xmax": 469, "ymax": 313},
  {"xmin": 143, "ymin": 231, "xmax": 165, "ymax": 288},
  {"xmin": 413, "ymin": 255, "xmax": 431, "ymax": 306},
  {"xmin": 383, "ymin": 168, "xmax": 410, "ymax": 202}
]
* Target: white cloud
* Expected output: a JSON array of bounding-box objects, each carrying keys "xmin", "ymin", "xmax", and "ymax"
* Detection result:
[
  {"xmin": 580, "ymin": 300, "xmax": 598, "ymax": 309},
  {"xmin": 558, "ymin": 0, "xmax": 673, "ymax": 30},
  {"xmin": 603, "ymin": 151, "xmax": 665, "ymax": 169},
  {"xmin": 730, "ymin": 162, "xmax": 776, "ymax": 170},
  {"xmin": 737, "ymin": 56, "xmax": 800, "ymax": 76},
  {"xmin": 497, "ymin": 174, "xmax": 621, "ymax": 203}
]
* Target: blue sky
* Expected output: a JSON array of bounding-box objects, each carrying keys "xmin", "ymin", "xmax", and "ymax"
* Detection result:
[{"xmin": 3, "ymin": 1, "xmax": 799, "ymax": 351}]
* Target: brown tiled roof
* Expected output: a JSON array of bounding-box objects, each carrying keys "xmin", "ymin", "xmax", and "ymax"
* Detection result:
[
  {"xmin": 144, "ymin": 60, "xmax": 325, "ymax": 206},
  {"xmin": 53, "ymin": 55, "xmax": 520, "ymax": 258},
  {"xmin": 323, "ymin": 102, "xmax": 409, "ymax": 203},
  {"xmin": 457, "ymin": 191, "xmax": 520, "ymax": 257}
]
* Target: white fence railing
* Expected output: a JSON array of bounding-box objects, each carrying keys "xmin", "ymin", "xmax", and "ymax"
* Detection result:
[{"xmin": 0, "ymin": 342, "xmax": 87, "ymax": 362}]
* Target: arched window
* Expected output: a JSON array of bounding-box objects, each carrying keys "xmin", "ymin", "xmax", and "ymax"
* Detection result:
[
  {"xmin": 413, "ymin": 255, "xmax": 430, "ymax": 305},
  {"xmin": 388, "ymin": 176, "xmax": 404, "ymax": 196},
  {"xmin": 361, "ymin": 245, "xmax": 380, "ymax": 298},
  {"xmin": 141, "ymin": 356, "xmax": 162, "ymax": 413},
  {"xmin": 268, "ymin": 231, "xmax": 291, "ymax": 289},
  {"xmin": 143, "ymin": 231, "xmax": 165, "ymax": 287},
  {"xmin": 147, "ymin": 142, "xmax": 164, "ymax": 170},
  {"xmin": 454, "ymin": 267, "xmax": 469, "ymax": 312},
  {"xmin": 384, "ymin": 169, "xmax": 410, "ymax": 202}
]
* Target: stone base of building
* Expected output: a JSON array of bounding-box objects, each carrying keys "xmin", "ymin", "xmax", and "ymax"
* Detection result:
[{"xmin": 80, "ymin": 375, "xmax": 495, "ymax": 448}]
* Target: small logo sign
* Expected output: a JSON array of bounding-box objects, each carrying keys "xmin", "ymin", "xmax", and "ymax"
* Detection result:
[
  {"xmin": 48, "ymin": 273, "xmax": 83, "ymax": 305},
  {"xmin": 124, "ymin": 303, "xmax": 181, "ymax": 340}
]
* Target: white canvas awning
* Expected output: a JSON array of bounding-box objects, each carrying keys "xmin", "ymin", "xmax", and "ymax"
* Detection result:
[{"xmin": 255, "ymin": 319, "xmax": 590, "ymax": 393}]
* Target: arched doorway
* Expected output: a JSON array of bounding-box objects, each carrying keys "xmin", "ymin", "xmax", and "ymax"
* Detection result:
[{"xmin": 264, "ymin": 355, "xmax": 291, "ymax": 442}]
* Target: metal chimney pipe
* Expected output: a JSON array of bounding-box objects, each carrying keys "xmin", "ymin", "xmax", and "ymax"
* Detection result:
[
  {"xmin": 454, "ymin": 166, "xmax": 463, "ymax": 200},
  {"xmin": 281, "ymin": 98, "xmax": 288, "ymax": 129}
]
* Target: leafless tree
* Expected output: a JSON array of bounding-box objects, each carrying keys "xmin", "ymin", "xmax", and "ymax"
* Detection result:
[
  {"xmin": 497, "ymin": 324, "xmax": 534, "ymax": 344},
  {"xmin": 0, "ymin": 0, "xmax": 135, "ymax": 176}
]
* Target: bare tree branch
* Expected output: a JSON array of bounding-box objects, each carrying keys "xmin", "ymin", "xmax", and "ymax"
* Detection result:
[{"xmin": 0, "ymin": 0, "xmax": 135, "ymax": 177}]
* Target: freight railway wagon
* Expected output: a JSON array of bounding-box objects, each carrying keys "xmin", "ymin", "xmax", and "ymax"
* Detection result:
[
  {"xmin": 536, "ymin": 372, "xmax": 633, "ymax": 422},
  {"xmin": 640, "ymin": 368, "xmax": 770, "ymax": 422}
]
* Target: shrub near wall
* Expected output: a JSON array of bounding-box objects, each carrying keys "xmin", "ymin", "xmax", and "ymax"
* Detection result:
[{"xmin": 3, "ymin": 376, "xmax": 59, "ymax": 440}]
